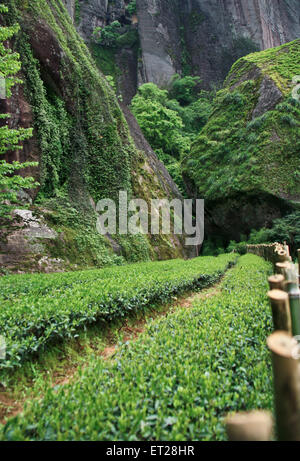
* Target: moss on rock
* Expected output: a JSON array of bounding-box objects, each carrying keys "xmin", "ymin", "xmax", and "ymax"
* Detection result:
[
  {"xmin": 183, "ymin": 40, "xmax": 300, "ymax": 238},
  {"xmin": 183, "ymin": 39, "xmax": 300, "ymax": 243},
  {"xmin": 1, "ymin": 0, "xmax": 187, "ymax": 272}
]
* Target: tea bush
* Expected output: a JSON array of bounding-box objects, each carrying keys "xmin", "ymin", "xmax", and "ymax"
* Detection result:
[{"xmin": 0, "ymin": 254, "xmax": 273, "ymax": 441}]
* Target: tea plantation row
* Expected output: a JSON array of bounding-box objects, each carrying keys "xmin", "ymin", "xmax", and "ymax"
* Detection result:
[
  {"xmin": 0, "ymin": 254, "xmax": 273, "ymax": 441},
  {"xmin": 0, "ymin": 254, "xmax": 236, "ymax": 370}
]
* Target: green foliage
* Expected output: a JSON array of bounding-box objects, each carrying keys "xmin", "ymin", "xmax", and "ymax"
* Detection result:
[
  {"xmin": 226, "ymin": 211, "xmax": 300, "ymax": 257},
  {"xmin": 280, "ymin": 113, "xmax": 298, "ymax": 127},
  {"xmin": 201, "ymin": 236, "xmax": 226, "ymax": 257},
  {"xmin": 248, "ymin": 212, "xmax": 300, "ymax": 256},
  {"xmin": 0, "ymin": 5, "xmax": 37, "ymax": 218},
  {"xmin": 227, "ymin": 241, "xmax": 247, "ymax": 255},
  {"xmin": 0, "ymin": 253, "xmax": 236, "ymax": 371},
  {"xmin": 116, "ymin": 28, "xmax": 138, "ymax": 48},
  {"xmin": 93, "ymin": 21, "xmax": 121, "ymax": 47},
  {"xmin": 105, "ymin": 74, "xmax": 116, "ymax": 91},
  {"xmin": 169, "ymin": 74, "xmax": 201, "ymax": 106},
  {"xmin": 38, "ymin": 193, "xmax": 126, "ymax": 268},
  {"xmin": 0, "ymin": 21, "xmax": 21, "ymax": 97},
  {"xmin": 126, "ymin": 0, "xmax": 137, "ymax": 16},
  {"xmin": 0, "ymin": 255, "xmax": 273, "ymax": 441},
  {"xmin": 155, "ymin": 149, "xmax": 186, "ymax": 195},
  {"xmin": 90, "ymin": 24, "xmax": 138, "ymax": 92},
  {"xmin": 90, "ymin": 43, "xmax": 120, "ymax": 90},
  {"xmin": 7, "ymin": 0, "xmax": 134, "ymax": 203},
  {"xmin": 74, "ymin": 0, "xmax": 80, "ymax": 25},
  {"xmin": 114, "ymin": 233, "xmax": 150, "ymax": 263},
  {"xmin": 0, "ymin": 156, "xmax": 37, "ymax": 218},
  {"xmin": 179, "ymin": 26, "xmax": 192, "ymax": 76},
  {"xmin": 233, "ymin": 39, "xmax": 300, "ymax": 93},
  {"xmin": 18, "ymin": 43, "xmax": 73, "ymax": 198},
  {"xmin": 175, "ymin": 95, "xmax": 213, "ymax": 134}
]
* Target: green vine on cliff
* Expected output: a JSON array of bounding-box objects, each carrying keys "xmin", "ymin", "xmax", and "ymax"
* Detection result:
[
  {"xmin": 0, "ymin": 4, "xmax": 38, "ymax": 219},
  {"xmin": 7, "ymin": 0, "xmax": 134, "ymax": 203}
]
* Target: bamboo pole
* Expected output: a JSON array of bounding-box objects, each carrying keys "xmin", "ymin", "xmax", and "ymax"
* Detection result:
[
  {"xmin": 275, "ymin": 262, "xmax": 291, "ymax": 275},
  {"xmin": 286, "ymin": 282, "xmax": 300, "ymax": 336},
  {"xmin": 268, "ymin": 275, "xmax": 285, "ymax": 291},
  {"xmin": 267, "ymin": 332, "xmax": 300, "ymax": 441},
  {"xmin": 226, "ymin": 411, "xmax": 273, "ymax": 441},
  {"xmin": 286, "ymin": 287, "xmax": 300, "ymax": 337},
  {"xmin": 283, "ymin": 242, "xmax": 290, "ymax": 258},
  {"xmin": 284, "ymin": 263, "xmax": 300, "ymax": 336},
  {"xmin": 276, "ymin": 250, "xmax": 290, "ymax": 263},
  {"xmin": 268, "ymin": 290, "xmax": 292, "ymax": 333}
]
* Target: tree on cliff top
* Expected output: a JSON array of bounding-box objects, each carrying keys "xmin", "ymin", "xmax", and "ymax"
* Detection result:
[{"xmin": 0, "ymin": 4, "xmax": 37, "ymax": 219}]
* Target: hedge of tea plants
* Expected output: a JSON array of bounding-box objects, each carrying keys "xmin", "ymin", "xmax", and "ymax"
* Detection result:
[
  {"xmin": 0, "ymin": 254, "xmax": 236, "ymax": 370},
  {"xmin": 0, "ymin": 255, "xmax": 273, "ymax": 441}
]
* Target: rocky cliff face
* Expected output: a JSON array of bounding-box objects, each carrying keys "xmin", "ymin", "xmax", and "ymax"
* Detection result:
[
  {"xmin": 77, "ymin": 0, "xmax": 128, "ymax": 41},
  {"xmin": 137, "ymin": 0, "xmax": 300, "ymax": 89},
  {"xmin": 72, "ymin": 0, "xmax": 300, "ymax": 97},
  {"xmin": 1, "ymin": 0, "xmax": 299, "ymax": 272},
  {"xmin": 0, "ymin": 0, "xmax": 191, "ymax": 273},
  {"xmin": 73, "ymin": 0, "xmax": 139, "ymax": 103}
]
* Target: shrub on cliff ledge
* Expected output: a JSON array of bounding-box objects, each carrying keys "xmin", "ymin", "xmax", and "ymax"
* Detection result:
[
  {"xmin": 127, "ymin": 0, "xmax": 136, "ymax": 16},
  {"xmin": 131, "ymin": 83, "xmax": 190, "ymax": 159}
]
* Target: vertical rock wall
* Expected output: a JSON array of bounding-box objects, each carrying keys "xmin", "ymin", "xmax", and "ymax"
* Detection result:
[{"xmin": 137, "ymin": 0, "xmax": 300, "ymax": 88}]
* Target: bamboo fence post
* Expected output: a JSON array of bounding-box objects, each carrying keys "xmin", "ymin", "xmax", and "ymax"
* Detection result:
[
  {"xmin": 268, "ymin": 290, "xmax": 292, "ymax": 333},
  {"xmin": 267, "ymin": 332, "xmax": 300, "ymax": 441},
  {"xmin": 226, "ymin": 411, "xmax": 273, "ymax": 441},
  {"xmin": 268, "ymin": 275, "xmax": 285, "ymax": 291},
  {"xmin": 275, "ymin": 262, "xmax": 291, "ymax": 276},
  {"xmin": 285, "ymin": 280, "xmax": 300, "ymax": 337},
  {"xmin": 276, "ymin": 250, "xmax": 290, "ymax": 263}
]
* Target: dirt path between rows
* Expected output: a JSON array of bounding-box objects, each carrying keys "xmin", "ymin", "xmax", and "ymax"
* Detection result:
[{"xmin": 0, "ymin": 277, "xmax": 224, "ymax": 426}]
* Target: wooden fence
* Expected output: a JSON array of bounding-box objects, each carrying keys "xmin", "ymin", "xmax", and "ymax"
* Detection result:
[
  {"xmin": 226, "ymin": 244, "xmax": 300, "ymax": 441},
  {"xmin": 246, "ymin": 242, "xmax": 292, "ymax": 267}
]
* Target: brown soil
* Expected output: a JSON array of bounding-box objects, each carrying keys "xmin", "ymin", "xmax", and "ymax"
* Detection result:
[{"xmin": 0, "ymin": 392, "xmax": 23, "ymax": 423}]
